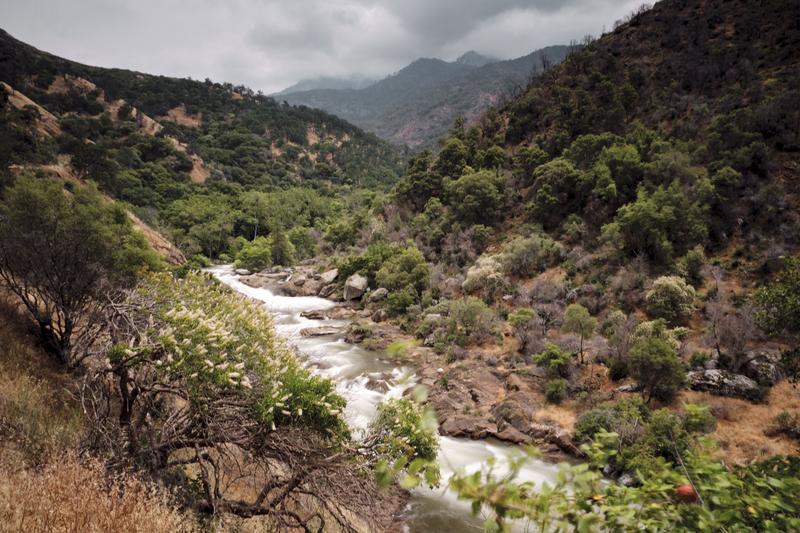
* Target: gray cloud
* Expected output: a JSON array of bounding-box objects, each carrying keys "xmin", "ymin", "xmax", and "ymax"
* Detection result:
[{"xmin": 0, "ymin": 0, "xmax": 644, "ymax": 93}]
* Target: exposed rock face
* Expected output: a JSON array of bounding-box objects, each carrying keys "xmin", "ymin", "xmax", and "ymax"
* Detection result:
[
  {"xmin": 491, "ymin": 392, "xmax": 537, "ymax": 434},
  {"xmin": 368, "ymin": 287, "xmax": 388, "ymax": 302},
  {"xmin": 343, "ymin": 274, "xmax": 368, "ymax": 300},
  {"xmin": 440, "ymin": 415, "xmax": 498, "ymax": 439},
  {"xmin": 742, "ymin": 350, "xmax": 784, "ymax": 386},
  {"xmin": 686, "ymin": 369, "xmax": 761, "ymax": 400}
]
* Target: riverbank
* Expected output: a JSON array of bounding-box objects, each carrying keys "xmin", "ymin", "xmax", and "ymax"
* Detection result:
[
  {"xmin": 236, "ymin": 263, "xmax": 582, "ymax": 460},
  {"xmin": 208, "ymin": 264, "xmax": 561, "ymax": 532}
]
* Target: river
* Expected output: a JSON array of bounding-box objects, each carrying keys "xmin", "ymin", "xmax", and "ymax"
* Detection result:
[{"xmin": 208, "ymin": 265, "xmax": 559, "ymax": 531}]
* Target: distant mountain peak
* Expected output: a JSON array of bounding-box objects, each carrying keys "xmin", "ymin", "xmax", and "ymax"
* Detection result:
[
  {"xmin": 454, "ymin": 51, "xmax": 497, "ymax": 67},
  {"xmin": 275, "ymin": 75, "xmax": 376, "ymax": 96}
]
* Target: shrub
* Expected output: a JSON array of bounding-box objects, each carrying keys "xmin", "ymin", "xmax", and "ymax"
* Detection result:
[
  {"xmin": 767, "ymin": 411, "xmax": 800, "ymax": 441},
  {"xmin": 678, "ymin": 245, "xmax": 706, "ymax": 287},
  {"xmin": 545, "ymin": 378, "xmax": 569, "ymax": 404},
  {"xmin": 689, "ymin": 351, "xmax": 710, "ymax": 369},
  {"xmin": 445, "ymin": 297, "xmax": 499, "ymax": 347},
  {"xmin": 681, "ymin": 403, "xmax": 717, "ymax": 434},
  {"xmin": 375, "ymin": 243, "xmax": 429, "ymax": 294},
  {"xmin": 462, "ymin": 255, "xmax": 508, "ymax": 302},
  {"xmin": 508, "ymin": 308, "xmax": 543, "ymax": 356},
  {"xmin": 608, "ymin": 357, "xmax": 629, "ymax": 381},
  {"xmin": 235, "ymin": 236, "xmax": 272, "ymax": 271},
  {"xmin": 386, "ymin": 288, "xmax": 417, "ymax": 317},
  {"xmin": 500, "ymin": 233, "xmax": 563, "ymax": 278},
  {"xmin": 574, "ymin": 397, "xmax": 650, "ymax": 445},
  {"xmin": 645, "ymin": 276, "xmax": 696, "ymax": 325},
  {"xmin": 533, "ymin": 343, "xmax": 572, "ymax": 379}
]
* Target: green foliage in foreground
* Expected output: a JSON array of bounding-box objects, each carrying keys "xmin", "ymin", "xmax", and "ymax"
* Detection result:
[
  {"xmin": 449, "ymin": 434, "xmax": 800, "ymax": 532},
  {"xmin": 121, "ymin": 271, "xmax": 349, "ymax": 435}
]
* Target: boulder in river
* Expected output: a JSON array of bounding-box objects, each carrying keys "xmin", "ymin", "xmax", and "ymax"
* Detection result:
[
  {"xmin": 440, "ymin": 415, "xmax": 498, "ymax": 439},
  {"xmin": 686, "ymin": 369, "xmax": 761, "ymax": 400},
  {"xmin": 234, "ymin": 268, "xmax": 251, "ymax": 276},
  {"xmin": 299, "ymin": 326, "xmax": 342, "ymax": 337},
  {"xmin": 319, "ymin": 268, "xmax": 339, "ymax": 285},
  {"xmin": 300, "ymin": 309, "xmax": 327, "ymax": 320},
  {"xmin": 343, "ymin": 273, "xmax": 368, "ymax": 300},
  {"xmin": 496, "ymin": 425, "xmax": 532, "ymax": 445},
  {"xmin": 319, "ymin": 283, "xmax": 337, "ymax": 298}
]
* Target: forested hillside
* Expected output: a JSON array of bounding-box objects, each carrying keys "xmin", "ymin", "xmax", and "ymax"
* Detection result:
[
  {"xmin": 0, "ymin": 28, "xmax": 404, "ymax": 264},
  {"xmin": 279, "ymin": 46, "xmax": 571, "ymax": 148},
  {"xmin": 306, "ymin": 0, "xmax": 800, "ymax": 526},
  {"xmin": 2, "ymin": 0, "xmax": 800, "ymax": 531}
]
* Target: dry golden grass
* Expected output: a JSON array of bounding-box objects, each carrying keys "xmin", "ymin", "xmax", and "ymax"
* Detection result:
[
  {"xmin": 0, "ymin": 455, "xmax": 196, "ymax": 533},
  {"xmin": 681, "ymin": 381, "xmax": 800, "ymax": 464},
  {"xmin": 0, "ymin": 299, "xmax": 200, "ymax": 532},
  {"xmin": 0, "ymin": 300, "xmax": 84, "ymax": 464}
]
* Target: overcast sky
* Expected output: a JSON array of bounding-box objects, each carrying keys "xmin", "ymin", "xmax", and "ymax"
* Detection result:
[{"xmin": 1, "ymin": 0, "xmax": 644, "ymax": 94}]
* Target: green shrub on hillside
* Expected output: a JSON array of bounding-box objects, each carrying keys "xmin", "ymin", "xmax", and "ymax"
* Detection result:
[
  {"xmin": 645, "ymin": 276, "xmax": 696, "ymax": 325},
  {"xmin": 500, "ymin": 233, "xmax": 563, "ymax": 278},
  {"xmin": 235, "ymin": 236, "xmax": 272, "ymax": 272}
]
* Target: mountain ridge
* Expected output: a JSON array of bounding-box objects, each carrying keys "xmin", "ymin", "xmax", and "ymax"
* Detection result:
[{"xmin": 279, "ymin": 45, "xmax": 572, "ymax": 148}]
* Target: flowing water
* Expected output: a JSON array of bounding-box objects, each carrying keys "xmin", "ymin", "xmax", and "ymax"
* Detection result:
[{"xmin": 208, "ymin": 265, "xmax": 559, "ymax": 531}]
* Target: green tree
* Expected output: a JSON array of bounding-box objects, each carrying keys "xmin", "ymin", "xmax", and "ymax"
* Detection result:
[
  {"xmin": 527, "ymin": 158, "xmax": 584, "ymax": 229},
  {"xmin": 395, "ymin": 151, "xmax": 441, "ymax": 211},
  {"xmin": 0, "ymin": 176, "xmax": 160, "ymax": 367},
  {"xmin": 269, "ymin": 229, "xmax": 296, "ymax": 266},
  {"xmin": 375, "ymin": 244, "xmax": 429, "ymax": 295},
  {"xmin": 433, "ymin": 138, "xmax": 468, "ymax": 178},
  {"xmin": 755, "ymin": 257, "xmax": 800, "ymax": 382},
  {"xmin": 629, "ymin": 334, "xmax": 685, "ymax": 403},
  {"xmin": 512, "ymin": 144, "xmax": 549, "ymax": 185},
  {"xmin": 562, "ymin": 303, "xmax": 597, "ymax": 364},
  {"xmin": 445, "ymin": 169, "xmax": 505, "ymax": 225},
  {"xmin": 235, "ymin": 236, "xmax": 272, "ymax": 271},
  {"xmin": 614, "ymin": 181, "xmax": 708, "ymax": 264}
]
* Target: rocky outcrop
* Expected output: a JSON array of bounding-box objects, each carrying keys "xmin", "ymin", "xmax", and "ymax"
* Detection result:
[
  {"xmin": 742, "ymin": 350, "xmax": 784, "ymax": 386},
  {"xmin": 686, "ymin": 369, "xmax": 761, "ymax": 400},
  {"xmin": 343, "ymin": 274, "xmax": 368, "ymax": 300},
  {"xmin": 440, "ymin": 415, "xmax": 497, "ymax": 439}
]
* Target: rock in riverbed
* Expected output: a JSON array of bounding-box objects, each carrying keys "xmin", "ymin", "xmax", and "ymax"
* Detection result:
[
  {"xmin": 299, "ymin": 326, "xmax": 342, "ymax": 337},
  {"xmin": 343, "ymin": 274, "xmax": 368, "ymax": 300}
]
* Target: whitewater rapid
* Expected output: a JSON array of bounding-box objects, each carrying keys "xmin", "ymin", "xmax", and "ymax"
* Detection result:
[{"xmin": 208, "ymin": 265, "xmax": 558, "ymax": 531}]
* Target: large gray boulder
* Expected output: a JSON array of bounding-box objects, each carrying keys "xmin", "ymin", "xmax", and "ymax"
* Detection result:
[
  {"xmin": 686, "ymin": 369, "xmax": 761, "ymax": 400},
  {"xmin": 742, "ymin": 350, "xmax": 784, "ymax": 386},
  {"xmin": 319, "ymin": 268, "xmax": 339, "ymax": 285},
  {"xmin": 343, "ymin": 273, "xmax": 368, "ymax": 300}
]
